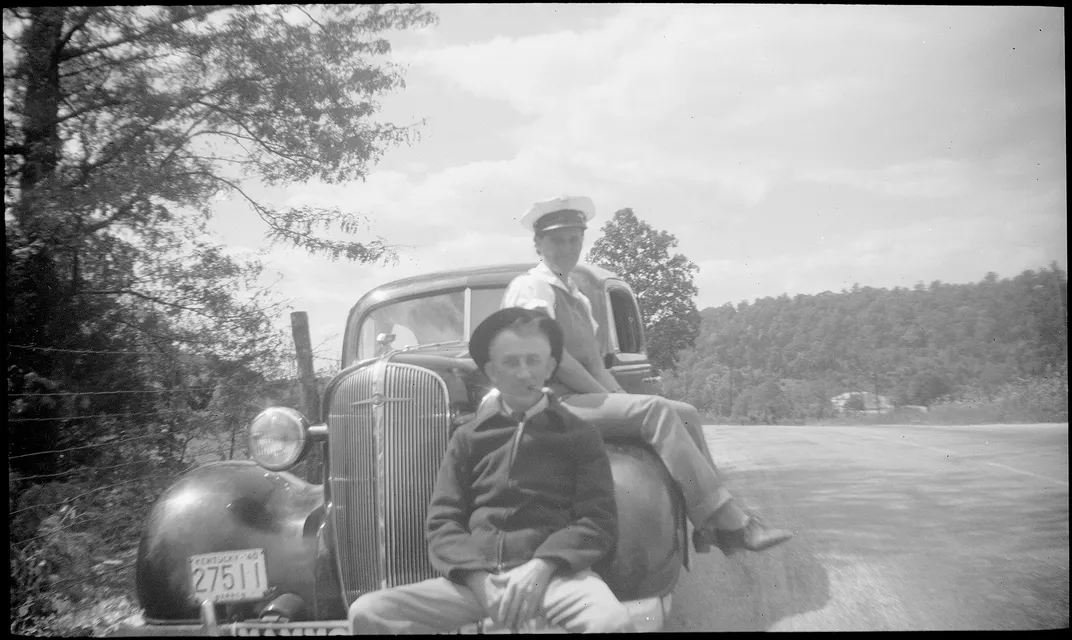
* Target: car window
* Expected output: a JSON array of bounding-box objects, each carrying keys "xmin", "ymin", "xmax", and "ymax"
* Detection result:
[
  {"xmin": 358, "ymin": 291, "xmax": 465, "ymax": 359},
  {"xmin": 470, "ymin": 287, "xmax": 508, "ymax": 331},
  {"xmin": 607, "ymin": 286, "xmax": 644, "ymax": 354},
  {"xmin": 356, "ymin": 286, "xmax": 510, "ymax": 360}
]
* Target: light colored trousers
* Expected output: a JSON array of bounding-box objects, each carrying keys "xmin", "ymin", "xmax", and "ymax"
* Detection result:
[
  {"xmin": 348, "ymin": 569, "xmax": 630, "ymax": 634},
  {"xmin": 559, "ymin": 393, "xmax": 733, "ymax": 528}
]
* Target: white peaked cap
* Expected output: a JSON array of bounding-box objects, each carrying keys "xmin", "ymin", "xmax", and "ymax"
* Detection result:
[{"xmin": 519, "ymin": 195, "xmax": 596, "ymax": 233}]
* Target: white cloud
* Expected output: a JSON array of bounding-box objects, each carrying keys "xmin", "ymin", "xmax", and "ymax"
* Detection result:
[
  {"xmin": 795, "ymin": 158, "xmax": 972, "ymax": 199},
  {"xmin": 395, "ymin": 5, "xmax": 919, "ymax": 213},
  {"xmin": 206, "ymin": 5, "xmax": 1064, "ymax": 358}
]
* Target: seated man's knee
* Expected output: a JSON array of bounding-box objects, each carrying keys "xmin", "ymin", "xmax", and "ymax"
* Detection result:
[
  {"xmin": 641, "ymin": 394, "xmax": 675, "ymax": 420},
  {"xmin": 348, "ymin": 590, "xmax": 389, "ymax": 626},
  {"xmin": 679, "ymin": 405, "xmax": 703, "ymax": 430},
  {"xmin": 582, "ymin": 602, "xmax": 632, "ymax": 633}
]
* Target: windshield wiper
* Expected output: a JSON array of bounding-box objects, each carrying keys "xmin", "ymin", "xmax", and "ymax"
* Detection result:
[{"xmin": 396, "ymin": 339, "xmax": 469, "ymax": 354}]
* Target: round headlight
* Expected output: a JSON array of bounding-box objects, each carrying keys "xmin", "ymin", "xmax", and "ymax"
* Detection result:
[{"xmin": 249, "ymin": 407, "xmax": 309, "ymax": 471}]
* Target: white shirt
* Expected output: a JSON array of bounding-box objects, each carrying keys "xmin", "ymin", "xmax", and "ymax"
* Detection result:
[
  {"xmin": 476, "ymin": 388, "xmax": 550, "ymax": 421},
  {"xmin": 501, "ymin": 262, "xmax": 600, "ymax": 334}
]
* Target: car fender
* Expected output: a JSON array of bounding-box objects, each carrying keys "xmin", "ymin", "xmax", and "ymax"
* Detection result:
[
  {"xmin": 135, "ymin": 461, "xmax": 340, "ymax": 621},
  {"xmin": 597, "ymin": 442, "xmax": 688, "ymax": 600}
]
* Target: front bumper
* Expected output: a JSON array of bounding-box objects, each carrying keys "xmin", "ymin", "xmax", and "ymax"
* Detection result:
[
  {"xmin": 457, "ymin": 595, "xmax": 673, "ymax": 634},
  {"xmin": 115, "ymin": 594, "xmax": 672, "ymax": 635}
]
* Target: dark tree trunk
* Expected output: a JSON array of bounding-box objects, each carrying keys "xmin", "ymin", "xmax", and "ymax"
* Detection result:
[
  {"xmin": 7, "ymin": 8, "xmax": 68, "ymax": 475},
  {"xmin": 17, "ymin": 6, "xmax": 66, "ymax": 203}
]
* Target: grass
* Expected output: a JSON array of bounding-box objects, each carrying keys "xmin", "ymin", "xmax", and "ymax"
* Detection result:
[
  {"xmin": 10, "ymin": 508, "xmax": 145, "ymax": 637},
  {"xmin": 10, "ymin": 483, "xmax": 150, "ymax": 637}
]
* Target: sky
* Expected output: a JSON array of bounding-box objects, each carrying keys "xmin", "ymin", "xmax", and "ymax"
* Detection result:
[{"xmin": 206, "ymin": 4, "xmax": 1066, "ymax": 366}]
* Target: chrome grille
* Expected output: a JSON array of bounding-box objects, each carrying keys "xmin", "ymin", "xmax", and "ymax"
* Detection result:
[{"xmin": 327, "ymin": 362, "xmax": 451, "ymax": 604}]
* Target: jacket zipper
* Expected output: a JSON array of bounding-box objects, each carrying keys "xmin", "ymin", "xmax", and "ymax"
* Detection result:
[
  {"xmin": 499, "ymin": 415, "xmax": 526, "ymax": 572},
  {"xmin": 507, "ymin": 417, "xmax": 525, "ymax": 476},
  {"xmin": 496, "ymin": 532, "xmax": 504, "ymax": 572}
]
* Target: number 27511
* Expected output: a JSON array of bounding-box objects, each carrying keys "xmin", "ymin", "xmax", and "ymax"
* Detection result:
[{"xmin": 192, "ymin": 562, "xmax": 261, "ymax": 593}]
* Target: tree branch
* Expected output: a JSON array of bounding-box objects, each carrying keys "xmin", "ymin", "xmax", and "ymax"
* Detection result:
[
  {"xmin": 56, "ymin": 6, "xmax": 100, "ymax": 52},
  {"xmin": 59, "ymin": 50, "xmax": 167, "ymax": 79},
  {"xmin": 56, "ymin": 96, "xmax": 126, "ymax": 125},
  {"xmin": 157, "ymin": 108, "xmax": 216, "ymax": 169},
  {"xmin": 69, "ymin": 86, "xmax": 216, "ymax": 179},
  {"xmin": 190, "ymin": 99, "xmax": 318, "ymax": 163},
  {"xmin": 79, "ymin": 287, "xmax": 245, "ymax": 321},
  {"xmin": 195, "ymin": 126, "xmax": 318, "ymax": 164},
  {"xmin": 81, "ymin": 183, "xmax": 151, "ymax": 235},
  {"xmin": 294, "ymin": 6, "xmax": 327, "ymax": 31},
  {"xmin": 195, "ymin": 171, "xmax": 392, "ymax": 262},
  {"xmin": 59, "ymin": 6, "xmax": 228, "ymax": 62}
]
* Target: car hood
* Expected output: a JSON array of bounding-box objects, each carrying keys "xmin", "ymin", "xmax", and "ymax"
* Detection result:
[{"xmin": 327, "ymin": 343, "xmax": 491, "ymax": 414}]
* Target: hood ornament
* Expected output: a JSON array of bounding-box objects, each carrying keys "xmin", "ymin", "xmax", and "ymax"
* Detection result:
[
  {"xmin": 352, "ymin": 392, "xmax": 412, "ymax": 408},
  {"xmin": 376, "ymin": 332, "xmax": 396, "ymax": 352}
]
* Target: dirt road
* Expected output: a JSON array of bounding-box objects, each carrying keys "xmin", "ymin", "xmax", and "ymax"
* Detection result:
[{"xmin": 666, "ymin": 423, "xmax": 1069, "ymax": 631}]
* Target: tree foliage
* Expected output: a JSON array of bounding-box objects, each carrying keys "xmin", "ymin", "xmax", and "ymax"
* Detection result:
[
  {"xmin": 5, "ymin": 5, "xmax": 435, "ymax": 260},
  {"xmin": 5, "ymin": 3, "xmax": 434, "ymax": 469},
  {"xmin": 586, "ymin": 208, "xmax": 700, "ymax": 371},
  {"xmin": 665, "ymin": 264, "xmax": 1068, "ymax": 423},
  {"xmin": 5, "ymin": 6, "xmax": 435, "ymax": 631}
]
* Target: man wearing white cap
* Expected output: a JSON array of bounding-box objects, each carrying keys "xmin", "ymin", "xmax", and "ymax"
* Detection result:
[{"xmin": 501, "ymin": 195, "xmax": 792, "ymax": 555}]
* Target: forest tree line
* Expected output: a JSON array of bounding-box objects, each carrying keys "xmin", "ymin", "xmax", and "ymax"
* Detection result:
[{"xmin": 662, "ymin": 264, "xmax": 1068, "ymax": 423}]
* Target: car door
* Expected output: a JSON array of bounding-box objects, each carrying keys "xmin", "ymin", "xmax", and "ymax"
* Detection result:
[{"xmin": 602, "ymin": 281, "xmax": 662, "ymax": 395}]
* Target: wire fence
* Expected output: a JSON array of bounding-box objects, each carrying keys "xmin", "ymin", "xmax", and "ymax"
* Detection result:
[
  {"xmin": 7, "ymin": 378, "xmax": 330, "ymax": 501},
  {"xmin": 9, "ymin": 341, "xmax": 340, "ymax": 633},
  {"xmin": 8, "ymin": 384, "xmax": 271, "ymax": 397}
]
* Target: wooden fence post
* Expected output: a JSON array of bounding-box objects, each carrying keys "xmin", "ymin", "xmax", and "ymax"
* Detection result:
[{"xmin": 291, "ymin": 311, "xmax": 323, "ymax": 483}]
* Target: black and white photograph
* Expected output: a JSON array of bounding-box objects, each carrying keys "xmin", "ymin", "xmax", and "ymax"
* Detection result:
[{"xmin": 6, "ymin": 4, "xmax": 1066, "ymax": 634}]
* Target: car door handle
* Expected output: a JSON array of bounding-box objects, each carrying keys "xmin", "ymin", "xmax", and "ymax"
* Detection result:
[{"xmin": 642, "ymin": 376, "xmax": 662, "ymax": 383}]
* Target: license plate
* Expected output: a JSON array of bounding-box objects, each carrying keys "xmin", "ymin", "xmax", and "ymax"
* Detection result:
[{"xmin": 190, "ymin": 549, "xmax": 269, "ymax": 604}]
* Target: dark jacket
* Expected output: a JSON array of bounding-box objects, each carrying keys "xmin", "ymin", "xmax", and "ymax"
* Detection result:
[{"xmin": 425, "ymin": 395, "xmax": 617, "ymax": 583}]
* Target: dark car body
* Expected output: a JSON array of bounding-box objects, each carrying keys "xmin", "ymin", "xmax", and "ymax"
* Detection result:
[{"xmin": 127, "ymin": 263, "xmax": 687, "ymax": 635}]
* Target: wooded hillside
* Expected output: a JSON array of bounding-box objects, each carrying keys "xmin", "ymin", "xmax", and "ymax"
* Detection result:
[{"xmin": 663, "ymin": 264, "xmax": 1067, "ymax": 423}]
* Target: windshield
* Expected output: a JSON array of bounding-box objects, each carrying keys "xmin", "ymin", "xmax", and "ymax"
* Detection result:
[{"xmin": 356, "ymin": 286, "xmax": 507, "ymax": 360}]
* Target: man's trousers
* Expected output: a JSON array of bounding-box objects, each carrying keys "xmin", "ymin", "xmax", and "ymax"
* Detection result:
[
  {"xmin": 348, "ymin": 569, "xmax": 630, "ymax": 634},
  {"xmin": 559, "ymin": 393, "xmax": 733, "ymax": 529}
]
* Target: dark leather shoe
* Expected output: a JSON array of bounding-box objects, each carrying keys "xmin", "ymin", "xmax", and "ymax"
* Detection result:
[
  {"xmin": 692, "ymin": 527, "xmax": 719, "ymax": 553},
  {"xmin": 693, "ymin": 515, "xmax": 793, "ymax": 555}
]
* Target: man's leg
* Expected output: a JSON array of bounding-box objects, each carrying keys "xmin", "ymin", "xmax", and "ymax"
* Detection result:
[
  {"xmin": 667, "ymin": 398, "xmax": 716, "ymax": 462},
  {"xmin": 560, "ymin": 393, "xmax": 793, "ymax": 552},
  {"xmin": 348, "ymin": 576, "xmax": 486, "ymax": 634},
  {"xmin": 559, "ymin": 392, "xmax": 732, "ymax": 528},
  {"xmin": 538, "ymin": 569, "xmax": 632, "ymax": 633}
]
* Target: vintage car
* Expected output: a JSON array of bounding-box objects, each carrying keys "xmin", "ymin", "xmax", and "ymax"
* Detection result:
[{"xmin": 126, "ymin": 262, "xmax": 689, "ymax": 635}]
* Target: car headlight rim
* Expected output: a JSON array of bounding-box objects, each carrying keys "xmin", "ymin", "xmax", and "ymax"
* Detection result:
[{"xmin": 249, "ymin": 407, "xmax": 310, "ymax": 471}]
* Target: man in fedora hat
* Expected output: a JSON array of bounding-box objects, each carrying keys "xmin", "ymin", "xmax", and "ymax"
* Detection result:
[
  {"xmin": 502, "ymin": 195, "xmax": 793, "ymax": 555},
  {"xmin": 348, "ymin": 308, "xmax": 631, "ymax": 634}
]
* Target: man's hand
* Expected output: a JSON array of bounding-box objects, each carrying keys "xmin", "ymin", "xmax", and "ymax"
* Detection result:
[
  {"xmin": 492, "ymin": 558, "xmax": 557, "ymax": 630},
  {"xmin": 463, "ymin": 570, "xmax": 504, "ymax": 620}
]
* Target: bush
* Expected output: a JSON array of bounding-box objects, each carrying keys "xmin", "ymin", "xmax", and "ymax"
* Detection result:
[
  {"xmin": 896, "ymin": 370, "xmax": 953, "ymax": 407},
  {"xmin": 11, "ymin": 505, "xmax": 100, "ymax": 635},
  {"xmin": 9, "ymin": 472, "xmax": 172, "ymax": 636},
  {"xmin": 810, "ymin": 369, "xmax": 1068, "ymax": 426}
]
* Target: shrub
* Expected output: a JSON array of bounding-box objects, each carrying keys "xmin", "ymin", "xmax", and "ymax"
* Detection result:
[
  {"xmin": 9, "ymin": 473, "xmax": 168, "ymax": 636},
  {"xmin": 11, "ymin": 505, "xmax": 101, "ymax": 635}
]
